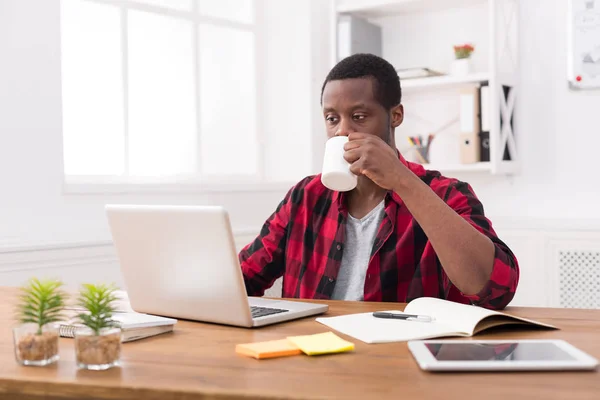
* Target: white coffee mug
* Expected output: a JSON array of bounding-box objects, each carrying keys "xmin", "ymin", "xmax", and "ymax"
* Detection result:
[{"xmin": 321, "ymin": 136, "xmax": 357, "ymax": 192}]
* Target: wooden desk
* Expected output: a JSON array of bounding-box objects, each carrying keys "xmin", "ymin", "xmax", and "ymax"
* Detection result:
[{"xmin": 1, "ymin": 288, "xmax": 599, "ymax": 400}]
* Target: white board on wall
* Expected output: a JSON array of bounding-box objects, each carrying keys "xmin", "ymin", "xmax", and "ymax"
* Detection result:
[{"xmin": 567, "ymin": 0, "xmax": 600, "ymax": 89}]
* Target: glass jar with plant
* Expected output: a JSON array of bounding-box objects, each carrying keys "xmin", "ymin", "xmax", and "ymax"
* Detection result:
[
  {"xmin": 74, "ymin": 283, "xmax": 122, "ymax": 370},
  {"xmin": 13, "ymin": 278, "xmax": 67, "ymax": 366}
]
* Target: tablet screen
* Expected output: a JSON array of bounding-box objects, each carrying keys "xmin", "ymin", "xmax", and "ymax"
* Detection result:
[{"xmin": 425, "ymin": 342, "xmax": 576, "ymax": 362}]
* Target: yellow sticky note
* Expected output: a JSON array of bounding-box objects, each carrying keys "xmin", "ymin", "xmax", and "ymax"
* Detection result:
[
  {"xmin": 287, "ymin": 332, "xmax": 355, "ymax": 356},
  {"xmin": 236, "ymin": 339, "xmax": 302, "ymax": 360}
]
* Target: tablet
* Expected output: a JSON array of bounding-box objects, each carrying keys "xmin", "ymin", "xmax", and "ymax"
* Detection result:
[{"xmin": 408, "ymin": 339, "xmax": 599, "ymax": 372}]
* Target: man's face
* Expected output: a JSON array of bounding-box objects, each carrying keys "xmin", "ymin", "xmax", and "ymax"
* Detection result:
[{"xmin": 322, "ymin": 77, "xmax": 400, "ymax": 145}]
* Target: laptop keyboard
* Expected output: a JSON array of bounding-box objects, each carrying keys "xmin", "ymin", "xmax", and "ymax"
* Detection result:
[{"xmin": 251, "ymin": 306, "xmax": 289, "ymax": 319}]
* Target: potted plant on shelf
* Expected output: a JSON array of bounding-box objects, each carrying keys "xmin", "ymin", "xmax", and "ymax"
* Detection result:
[
  {"xmin": 451, "ymin": 43, "xmax": 475, "ymax": 76},
  {"xmin": 74, "ymin": 283, "xmax": 122, "ymax": 370},
  {"xmin": 13, "ymin": 278, "xmax": 67, "ymax": 366}
]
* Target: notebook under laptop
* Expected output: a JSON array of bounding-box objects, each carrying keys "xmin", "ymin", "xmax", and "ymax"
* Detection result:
[{"xmin": 105, "ymin": 204, "xmax": 328, "ymax": 328}]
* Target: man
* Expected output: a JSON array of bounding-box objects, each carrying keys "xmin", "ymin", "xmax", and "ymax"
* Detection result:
[{"xmin": 239, "ymin": 53, "xmax": 519, "ymax": 310}]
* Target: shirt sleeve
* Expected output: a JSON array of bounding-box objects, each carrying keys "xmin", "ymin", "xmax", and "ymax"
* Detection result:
[
  {"xmin": 238, "ymin": 187, "xmax": 293, "ymax": 297},
  {"xmin": 443, "ymin": 180, "xmax": 520, "ymax": 310}
]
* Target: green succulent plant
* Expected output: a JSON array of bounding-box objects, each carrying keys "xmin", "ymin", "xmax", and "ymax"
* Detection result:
[
  {"xmin": 16, "ymin": 278, "xmax": 68, "ymax": 335},
  {"xmin": 76, "ymin": 283, "xmax": 121, "ymax": 335}
]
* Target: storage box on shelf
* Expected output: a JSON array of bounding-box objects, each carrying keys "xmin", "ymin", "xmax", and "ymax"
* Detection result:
[{"xmin": 331, "ymin": 0, "xmax": 519, "ymax": 175}]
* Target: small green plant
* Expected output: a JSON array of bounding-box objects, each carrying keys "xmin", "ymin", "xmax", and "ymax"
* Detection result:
[
  {"xmin": 16, "ymin": 278, "xmax": 67, "ymax": 335},
  {"xmin": 76, "ymin": 283, "xmax": 120, "ymax": 335},
  {"xmin": 453, "ymin": 43, "xmax": 475, "ymax": 59}
]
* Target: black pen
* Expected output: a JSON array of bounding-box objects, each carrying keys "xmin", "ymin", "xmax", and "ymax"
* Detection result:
[{"xmin": 372, "ymin": 311, "xmax": 433, "ymax": 322}]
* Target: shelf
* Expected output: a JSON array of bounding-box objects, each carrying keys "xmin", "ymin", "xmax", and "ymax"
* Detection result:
[
  {"xmin": 401, "ymin": 72, "xmax": 489, "ymax": 91},
  {"xmin": 421, "ymin": 161, "xmax": 519, "ymax": 175},
  {"xmin": 424, "ymin": 162, "xmax": 492, "ymax": 173},
  {"xmin": 336, "ymin": 0, "xmax": 486, "ymax": 18}
]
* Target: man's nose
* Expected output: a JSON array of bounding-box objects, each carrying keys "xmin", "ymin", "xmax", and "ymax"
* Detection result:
[{"xmin": 335, "ymin": 119, "xmax": 354, "ymax": 137}]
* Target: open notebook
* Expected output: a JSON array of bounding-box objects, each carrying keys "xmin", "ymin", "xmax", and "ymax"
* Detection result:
[
  {"xmin": 60, "ymin": 291, "xmax": 177, "ymax": 342},
  {"xmin": 317, "ymin": 297, "xmax": 557, "ymax": 344}
]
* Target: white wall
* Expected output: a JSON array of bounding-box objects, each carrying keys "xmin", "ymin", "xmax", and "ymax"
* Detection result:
[
  {"xmin": 2, "ymin": 0, "xmax": 599, "ymax": 231},
  {"xmin": 448, "ymin": 0, "xmax": 600, "ymax": 220},
  {"xmin": 0, "ymin": 0, "xmax": 329, "ymax": 250},
  {"xmin": 2, "ymin": 0, "xmax": 600, "ymax": 306},
  {"xmin": 374, "ymin": 0, "xmax": 600, "ymax": 222},
  {"xmin": 16, "ymin": 0, "xmax": 586, "ymax": 246}
]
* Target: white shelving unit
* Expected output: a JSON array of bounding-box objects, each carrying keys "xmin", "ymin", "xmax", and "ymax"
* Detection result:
[
  {"xmin": 423, "ymin": 161, "xmax": 492, "ymax": 173},
  {"xmin": 331, "ymin": 0, "xmax": 519, "ymax": 175},
  {"xmin": 336, "ymin": 0, "xmax": 488, "ymax": 17},
  {"xmin": 401, "ymin": 72, "xmax": 489, "ymax": 90}
]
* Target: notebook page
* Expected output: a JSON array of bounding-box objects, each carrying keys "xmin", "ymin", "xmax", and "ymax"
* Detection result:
[
  {"xmin": 316, "ymin": 312, "xmax": 463, "ymax": 344},
  {"xmin": 404, "ymin": 297, "xmax": 501, "ymax": 335}
]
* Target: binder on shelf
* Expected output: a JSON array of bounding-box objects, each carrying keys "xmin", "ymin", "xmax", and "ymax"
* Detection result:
[
  {"xmin": 480, "ymin": 83, "xmax": 490, "ymax": 132},
  {"xmin": 478, "ymin": 132, "xmax": 490, "ymax": 162},
  {"xmin": 459, "ymin": 86, "xmax": 480, "ymax": 164},
  {"xmin": 478, "ymin": 83, "xmax": 490, "ymax": 162}
]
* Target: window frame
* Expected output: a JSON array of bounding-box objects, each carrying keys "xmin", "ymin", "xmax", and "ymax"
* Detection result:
[{"xmin": 60, "ymin": 0, "xmax": 279, "ymax": 194}]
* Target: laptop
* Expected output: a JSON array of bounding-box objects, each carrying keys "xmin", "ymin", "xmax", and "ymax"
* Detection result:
[{"xmin": 105, "ymin": 204, "xmax": 328, "ymax": 327}]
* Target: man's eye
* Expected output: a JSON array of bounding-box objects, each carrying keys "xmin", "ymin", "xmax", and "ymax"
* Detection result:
[
  {"xmin": 353, "ymin": 114, "xmax": 366, "ymax": 121},
  {"xmin": 326, "ymin": 116, "xmax": 338, "ymax": 123}
]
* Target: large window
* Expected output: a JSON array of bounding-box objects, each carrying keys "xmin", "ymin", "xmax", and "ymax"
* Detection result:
[{"xmin": 60, "ymin": 0, "xmax": 266, "ymax": 189}]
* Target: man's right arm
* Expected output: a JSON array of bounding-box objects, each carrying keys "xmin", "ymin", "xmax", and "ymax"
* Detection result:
[{"xmin": 238, "ymin": 190, "xmax": 293, "ymax": 297}]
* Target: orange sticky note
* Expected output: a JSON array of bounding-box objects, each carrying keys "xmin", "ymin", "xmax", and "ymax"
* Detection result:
[{"xmin": 236, "ymin": 339, "xmax": 302, "ymax": 360}]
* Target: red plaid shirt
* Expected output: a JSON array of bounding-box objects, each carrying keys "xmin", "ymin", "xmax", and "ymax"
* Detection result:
[{"xmin": 239, "ymin": 158, "xmax": 519, "ymax": 310}]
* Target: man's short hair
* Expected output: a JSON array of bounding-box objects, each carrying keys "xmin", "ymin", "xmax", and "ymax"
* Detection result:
[{"xmin": 321, "ymin": 53, "xmax": 401, "ymax": 109}]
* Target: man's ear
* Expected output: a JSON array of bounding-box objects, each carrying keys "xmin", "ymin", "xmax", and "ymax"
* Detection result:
[{"xmin": 391, "ymin": 104, "xmax": 404, "ymax": 128}]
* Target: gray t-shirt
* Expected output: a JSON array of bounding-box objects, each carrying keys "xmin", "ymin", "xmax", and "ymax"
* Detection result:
[{"xmin": 331, "ymin": 200, "xmax": 386, "ymax": 301}]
